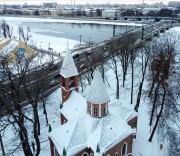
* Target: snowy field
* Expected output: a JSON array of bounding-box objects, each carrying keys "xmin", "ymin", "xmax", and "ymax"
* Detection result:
[
  {"xmin": 0, "ymin": 16, "xmax": 142, "ymax": 56},
  {"xmin": 0, "ymin": 17, "xmax": 179, "ymax": 155}
]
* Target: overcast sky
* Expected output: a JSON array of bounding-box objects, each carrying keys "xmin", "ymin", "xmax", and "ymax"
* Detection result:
[{"xmin": 0, "ymin": 0, "xmax": 171, "ymax": 5}]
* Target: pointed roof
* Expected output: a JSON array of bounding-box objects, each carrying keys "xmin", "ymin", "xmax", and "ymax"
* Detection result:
[
  {"xmin": 60, "ymin": 46, "xmax": 78, "ymax": 78},
  {"xmin": 86, "ymin": 70, "xmax": 109, "ymax": 104}
]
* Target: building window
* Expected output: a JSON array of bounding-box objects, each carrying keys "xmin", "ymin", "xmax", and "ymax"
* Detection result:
[
  {"xmin": 101, "ymin": 106, "xmax": 106, "ymax": 116},
  {"xmin": 106, "ymin": 154, "xmax": 110, "ymax": 156},
  {"xmin": 94, "ymin": 107, "xmax": 98, "ymax": 117},
  {"xmin": 82, "ymin": 152, "xmax": 89, "ymax": 156},
  {"xmin": 114, "ymin": 152, "xmax": 118, "ymax": 156},
  {"xmin": 121, "ymin": 142, "xmax": 127, "ymax": 156},
  {"xmin": 90, "ymin": 153, "xmax": 93, "ymax": 156}
]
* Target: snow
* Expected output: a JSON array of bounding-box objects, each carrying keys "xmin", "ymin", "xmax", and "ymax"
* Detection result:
[
  {"xmin": 60, "ymin": 91, "xmax": 86, "ymax": 121},
  {"xmin": 86, "ymin": 70, "xmax": 109, "ymax": 104},
  {"xmin": 60, "ymin": 45, "xmax": 79, "ymax": 78},
  {"xmin": 0, "ymin": 16, "xmax": 143, "ymax": 55},
  {"xmin": 0, "ymin": 40, "xmax": 19, "ymax": 57},
  {"xmin": 1, "ymin": 16, "xmax": 179, "ymax": 156},
  {"xmin": 49, "ymin": 111, "xmax": 134, "ymax": 156}
]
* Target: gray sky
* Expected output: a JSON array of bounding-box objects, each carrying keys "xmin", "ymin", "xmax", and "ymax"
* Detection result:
[{"xmin": 0, "ymin": 0, "xmax": 171, "ymax": 5}]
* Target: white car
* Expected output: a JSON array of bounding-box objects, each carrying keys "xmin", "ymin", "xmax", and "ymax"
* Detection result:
[
  {"xmin": 103, "ymin": 51, "xmax": 110, "ymax": 58},
  {"xmin": 50, "ymin": 80, "xmax": 59, "ymax": 86}
]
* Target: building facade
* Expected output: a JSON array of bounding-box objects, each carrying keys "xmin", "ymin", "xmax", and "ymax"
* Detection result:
[{"xmin": 49, "ymin": 48, "xmax": 138, "ymax": 156}]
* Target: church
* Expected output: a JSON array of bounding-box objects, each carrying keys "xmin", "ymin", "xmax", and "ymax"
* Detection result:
[{"xmin": 49, "ymin": 47, "xmax": 138, "ymax": 156}]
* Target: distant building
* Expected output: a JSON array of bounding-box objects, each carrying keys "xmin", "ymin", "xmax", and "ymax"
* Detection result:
[
  {"xmin": 43, "ymin": 2, "xmax": 57, "ymax": 8},
  {"xmin": 142, "ymin": 8, "xmax": 160, "ymax": 15},
  {"xmin": 48, "ymin": 47, "xmax": 138, "ymax": 156},
  {"xmin": 168, "ymin": 1, "xmax": 180, "ymax": 9},
  {"xmin": 102, "ymin": 9, "xmax": 117, "ymax": 19}
]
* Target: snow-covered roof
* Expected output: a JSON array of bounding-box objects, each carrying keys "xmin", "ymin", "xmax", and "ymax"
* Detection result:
[
  {"xmin": 109, "ymin": 102, "xmax": 138, "ymax": 122},
  {"xmin": 60, "ymin": 91, "xmax": 87, "ymax": 121},
  {"xmin": 0, "ymin": 40, "xmax": 19, "ymax": 57},
  {"xmin": 60, "ymin": 45, "xmax": 78, "ymax": 78},
  {"xmin": 86, "ymin": 70, "xmax": 109, "ymax": 104},
  {"xmin": 49, "ymin": 112, "xmax": 134, "ymax": 156}
]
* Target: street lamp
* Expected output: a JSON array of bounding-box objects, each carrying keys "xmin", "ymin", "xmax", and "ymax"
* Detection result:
[{"xmin": 79, "ymin": 35, "xmax": 82, "ymax": 47}]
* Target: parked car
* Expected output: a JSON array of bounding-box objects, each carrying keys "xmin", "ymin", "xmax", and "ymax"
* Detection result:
[
  {"xmin": 85, "ymin": 50, "xmax": 92, "ymax": 56},
  {"xmin": 103, "ymin": 51, "xmax": 110, "ymax": 58},
  {"xmin": 43, "ymin": 62, "xmax": 53, "ymax": 69},
  {"xmin": 49, "ymin": 64, "xmax": 58, "ymax": 71},
  {"xmin": 54, "ymin": 73, "xmax": 60, "ymax": 79},
  {"xmin": 73, "ymin": 53, "xmax": 80, "ymax": 61},
  {"xmin": 80, "ymin": 64, "xmax": 87, "ymax": 69},
  {"xmin": 50, "ymin": 80, "xmax": 59, "ymax": 86}
]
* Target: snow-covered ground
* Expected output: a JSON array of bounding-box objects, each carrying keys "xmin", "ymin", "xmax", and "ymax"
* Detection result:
[{"xmin": 0, "ymin": 16, "xmax": 179, "ymax": 155}]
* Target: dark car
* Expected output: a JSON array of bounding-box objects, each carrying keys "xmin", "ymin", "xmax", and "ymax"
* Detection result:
[
  {"xmin": 73, "ymin": 53, "xmax": 80, "ymax": 61},
  {"xmin": 54, "ymin": 73, "xmax": 60, "ymax": 79},
  {"xmin": 49, "ymin": 64, "xmax": 58, "ymax": 71}
]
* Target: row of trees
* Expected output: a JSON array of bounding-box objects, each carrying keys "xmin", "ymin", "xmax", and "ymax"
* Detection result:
[
  {"xmin": 78, "ymin": 31, "xmax": 180, "ymax": 155},
  {"xmin": 0, "ymin": 20, "xmax": 51, "ymax": 155},
  {"xmin": 0, "ymin": 19, "xmax": 179, "ymax": 155}
]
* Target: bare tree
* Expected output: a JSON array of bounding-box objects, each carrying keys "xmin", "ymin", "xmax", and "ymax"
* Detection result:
[
  {"xmin": 0, "ymin": 19, "xmax": 13, "ymax": 38},
  {"xmin": 0, "ymin": 49, "xmax": 50, "ymax": 155},
  {"xmin": 18, "ymin": 26, "xmax": 31, "ymax": 45}
]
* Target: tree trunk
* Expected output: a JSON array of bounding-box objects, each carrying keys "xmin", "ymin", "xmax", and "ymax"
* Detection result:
[
  {"xmin": 115, "ymin": 65, "xmax": 119, "ymax": 99},
  {"xmin": 149, "ymin": 87, "xmax": 166, "ymax": 142},
  {"xmin": 149, "ymin": 84, "xmax": 159, "ymax": 126},
  {"xmin": 42, "ymin": 95, "xmax": 48, "ymax": 125},
  {"xmin": 134, "ymin": 59, "xmax": 148, "ymax": 112},
  {"xmin": 148, "ymin": 80, "xmax": 155, "ymax": 97},
  {"xmin": 130, "ymin": 60, "xmax": 134, "ymax": 104},
  {"xmin": 0, "ymin": 133, "xmax": 5, "ymax": 156}
]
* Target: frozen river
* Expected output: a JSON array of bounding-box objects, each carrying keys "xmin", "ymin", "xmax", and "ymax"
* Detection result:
[
  {"xmin": 0, "ymin": 16, "xmax": 140, "ymax": 53},
  {"xmin": 23, "ymin": 21, "xmax": 136, "ymax": 43}
]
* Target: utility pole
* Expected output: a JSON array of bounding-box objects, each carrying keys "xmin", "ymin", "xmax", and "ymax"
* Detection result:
[
  {"xmin": 113, "ymin": 25, "xmax": 116, "ymax": 37},
  {"xmin": 79, "ymin": 35, "xmax": 82, "ymax": 47}
]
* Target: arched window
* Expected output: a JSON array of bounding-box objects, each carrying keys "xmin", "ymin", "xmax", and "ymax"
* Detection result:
[
  {"xmin": 121, "ymin": 142, "xmax": 127, "ymax": 156},
  {"xmin": 90, "ymin": 153, "xmax": 93, "ymax": 156},
  {"xmin": 114, "ymin": 152, "xmax": 118, "ymax": 156},
  {"xmin": 82, "ymin": 152, "xmax": 89, "ymax": 156},
  {"xmin": 94, "ymin": 107, "xmax": 98, "ymax": 117}
]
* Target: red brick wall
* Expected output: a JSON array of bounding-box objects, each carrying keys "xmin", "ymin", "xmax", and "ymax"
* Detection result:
[
  {"xmin": 104, "ymin": 135, "xmax": 134, "ymax": 156},
  {"xmin": 75, "ymin": 147, "xmax": 94, "ymax": 156},
  {"xmin": 61, "ymin": 114, "xmax": 67, "ymax": 125},
  {"xmin": 49, "ymin": 138, "xmax": 54, "ymax": 156},
  {"xmin": 62, "ymin": 89, "xmax": 71, "ymax": 103},
  {"xmin": 49, "ymin": 138, "xmax": 60, "ymax": 156},
  {"xmin": 128, "ymin": 117, "xmax": 138, "ymax": 129},
  {"xmin": 61, "ymin": 75, "xmax": 78, "ymax": 103}
]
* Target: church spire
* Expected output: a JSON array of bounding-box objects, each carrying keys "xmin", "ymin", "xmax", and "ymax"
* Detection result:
[
  {"xmin": 60, "ymin": 44, "xmax": 79, "ymax": 104},
  {"xmin": 60, "ymin": 44, "xmax": 78, "ymax": 78}
]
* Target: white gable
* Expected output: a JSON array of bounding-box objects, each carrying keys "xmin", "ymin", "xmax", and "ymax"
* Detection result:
[
  {"xmin": 60, "ymin": 46, "xmax": 78, "ymax": 78},
  {"xmin": 86, "ymin": 70, "xmax": 109, "ymax": 104},
  {"xmin": 60, "ymin": 91, "xmax": 87, "ymax": 121}
]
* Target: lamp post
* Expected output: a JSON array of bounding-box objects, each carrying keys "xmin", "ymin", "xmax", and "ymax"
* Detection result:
[{"xmin": 79, "ymin": 35, "xmax": 82, "ymax": 47}]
